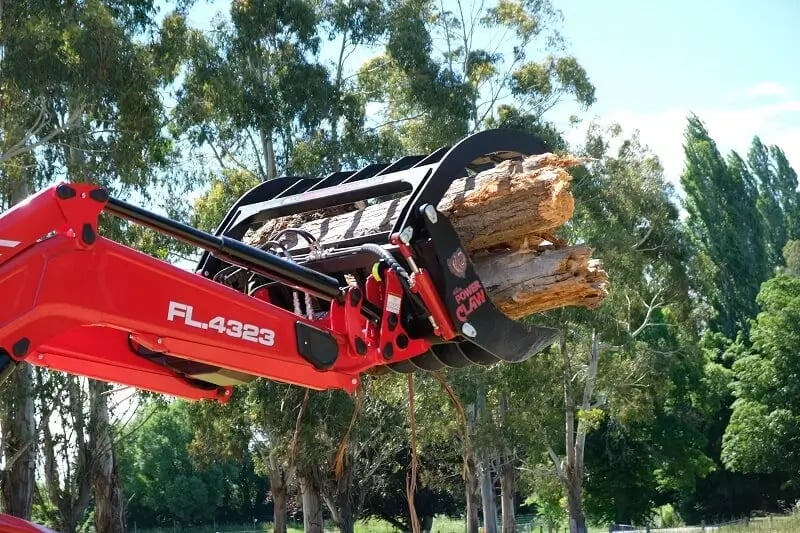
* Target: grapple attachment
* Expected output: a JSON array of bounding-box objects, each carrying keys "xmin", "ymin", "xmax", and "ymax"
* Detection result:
[{"xmin": 195, "ymin": 129, "xmax": 560, "ymax": 372}]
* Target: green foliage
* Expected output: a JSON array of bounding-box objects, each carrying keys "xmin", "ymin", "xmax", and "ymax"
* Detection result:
[
  {"xmin": 680, "ymin": 114, "xmax": 771, "ymax": 339},
  {"xmin": 1, "ymin": 0, "xmax": 175, "ymax": 196},
  {"xmin": 118, "ymin": 400, "xmax": 267, "ymax": 527},
  {"xmin": 782, "ymin": 240, "xmax": 800, "ymax": 276},
  {"xmin": 357, "ymin": 0, "xmax": 594, "ymax": 153},
  {"xmin": 721, "ymin": 274, "xmax": 800, "ymax": 475},
  {"xmin": 540, "ymin": 123, "xmax": 714, "ymax": 525},
  {"xmin": 522, "ymin": 472, "xmax": 567, "ymax": 531}
]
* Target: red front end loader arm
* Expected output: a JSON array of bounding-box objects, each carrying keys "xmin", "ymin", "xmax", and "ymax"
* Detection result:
[{"xmin": 0, "ymin": 130, "xmax": 560, "ymax": 402}]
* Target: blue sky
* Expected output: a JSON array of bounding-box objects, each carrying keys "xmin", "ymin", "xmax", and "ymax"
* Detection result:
[
  {"xmin": 553, "ymin": 0, "xmax": 800, "ymax": 185},
  {"xmin": 177, "ymin": 0, "xmax": 800, "ymax": 187}
]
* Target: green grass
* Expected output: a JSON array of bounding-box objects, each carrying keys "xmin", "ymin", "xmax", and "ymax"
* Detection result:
[
  {"xmin": 136, "ymin": 516, "xmax": 611, "ymax": 533},
  {"xmin": 718, "ymin": 514, "xmax": 800, "ymax": 532},
  {"xmin": 138, "ymin": 514, "xmax": 800, "ymax": 533},
  {"xmin": 135, "ymin": 516, "xmax": 466, "ymax": 533}
]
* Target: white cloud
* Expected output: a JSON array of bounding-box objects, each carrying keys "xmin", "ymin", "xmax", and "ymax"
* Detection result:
[
  {"xmin": 563, "ymin": 88, "xmax": 800, "ymax": 193},
  {"xmin": 745, "ymin": 81, "xmax": 792, "ymax": 99}
]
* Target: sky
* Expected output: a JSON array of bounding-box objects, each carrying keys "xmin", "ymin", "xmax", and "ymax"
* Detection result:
[
  {"xmin": 552, "ymin": 0, "xmax": 800, "ymax": 187},
  {"xmin": 175, "ymin": 0, "xmax": 800, "ymax": 189}
]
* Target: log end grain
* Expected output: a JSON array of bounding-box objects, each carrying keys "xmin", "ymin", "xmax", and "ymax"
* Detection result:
[{"xmin": 476, "ymin": 246, "xmax": 610, "ymax": 320}]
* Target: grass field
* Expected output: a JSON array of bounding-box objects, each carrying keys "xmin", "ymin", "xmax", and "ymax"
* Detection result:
[
  {"xmin": 135, "ymin": 516, "xmax": 612, "ymax": 533},
  {"xmin": 136, "ymin": 516, "xmax": 467, "ymax": 533},
  {"xmin": 717, "ymin": 514, "xmax": 800, "ymax": 532},
  {"xmin": 135, "ymin": 513, "xmax": 800, "ymax": 533}
]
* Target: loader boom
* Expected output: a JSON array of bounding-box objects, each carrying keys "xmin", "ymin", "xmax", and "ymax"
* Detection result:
[{"xmin": 0, "ymin": 129, "xmax": 560, "ymax": 402}]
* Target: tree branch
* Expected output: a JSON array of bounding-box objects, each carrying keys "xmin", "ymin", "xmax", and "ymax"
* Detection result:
[
  {"xmin": 1, "ymin": 102, "xmax": 85, "ymax": 163},
  {"xmin": 630, "ymin": 288, "xmax": 665, "ymax": 338},
  {"xmin": 547, "ymin": 446, "xmax": 566, "ymax": 481}
]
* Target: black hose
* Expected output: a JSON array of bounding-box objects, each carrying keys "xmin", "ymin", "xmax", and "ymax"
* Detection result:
[{"xmin": 359, "ymin": 243, "xmax": 429, "ymax": 317}]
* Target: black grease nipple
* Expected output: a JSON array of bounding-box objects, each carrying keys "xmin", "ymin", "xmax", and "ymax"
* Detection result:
[
  {"xmin": 350, "ymin": 288, "xmax": 362, "ymax": 305},
  {"xmin": 396, "ymin": 334, "xmax": 409, "ymax": 349},
  {"xmin": 383, "ymin": 343, "xmax": 394, "ymax": 360}
]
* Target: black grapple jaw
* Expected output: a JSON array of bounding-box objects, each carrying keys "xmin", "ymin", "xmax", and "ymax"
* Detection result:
[
  {"xmin": 195, "ymin": 128, "xmax": 560, "ymax": 373},
  {"xmin": 385, "ymin": 204, "xmax": 559, "ymax": 373}
]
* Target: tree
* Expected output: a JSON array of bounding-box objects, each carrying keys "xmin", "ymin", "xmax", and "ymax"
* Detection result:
[
  {"xmin": 498, "ymin": 123, "xmax": 711, "ymax": 533},
  {"xmin": 0, "ymin": 0, "xmax": 192, "ymax": 524},
  {"xmin": 782, "ymin": 240, "xmax": 800, "ymax": 276},
  {"xmin": 770, "ymin": 145, "xmax": 800, "ymax": 240},
  {"xmin": 172, "ymin": 0, "xmax": 337, "ymax": 180},
  {"xmin": 749, "ymin": 137, "xmax": 786, "ymax": 267},
  {"xmin": 721, "ymin": 270, "xmax": 800, "ymax": 477},
  {"xmin": 677, "ymin": 117, "xmax": 800, "ymax": 522},
  {"xmin": 119, "ymin": 400, "xmax": 265, "ymax": 528},
  {"xmin": 680, "ymin": 114, "xmax": 769, "ymax": 339},
  {"xmin": 357, "ymin": 0, "xmax": 595, "ymax": 153}
]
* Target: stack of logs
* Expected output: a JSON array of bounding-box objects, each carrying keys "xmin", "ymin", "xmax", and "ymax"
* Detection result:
[{"xmin": 246, "ymin": 152, "xmax": 609, "ymax": 321}]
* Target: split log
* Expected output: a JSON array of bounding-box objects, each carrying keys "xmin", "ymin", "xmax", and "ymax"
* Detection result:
[
  {"xmin": 476, "ymin": 246, "xmax": 607, "ymax": 319},
  {"xmin": 244, "ymin": 153, "xmax": 609, "ymax": 318}
]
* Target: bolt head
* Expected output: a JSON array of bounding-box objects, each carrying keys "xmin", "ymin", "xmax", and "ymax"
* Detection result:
[
  {"xmin": 399, "ymin": 227, "xmax": 414, "ymax": 245},
  {"xmin": 351, "ymin": 378, "xmax": 358, "ymax": 385},
  {"xmin": 424, "ymin": 205, "xmax": 438, "ymax": 223},
  {"xmin": 462, "ymin": 322, "xmax": 477, "ymax": 338},
  {"xmin": 157, "ymin": 338, "xmax": 163, "ymax": 345}
]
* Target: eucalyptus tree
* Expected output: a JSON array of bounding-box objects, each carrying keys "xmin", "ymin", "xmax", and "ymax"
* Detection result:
[
  {"xmin": 0, "ymin": 1, "xmax": 189, "ymax": 527},
  {"xmin": 497, "ymin": 124, "xmax": 711, "ymax": 532}
]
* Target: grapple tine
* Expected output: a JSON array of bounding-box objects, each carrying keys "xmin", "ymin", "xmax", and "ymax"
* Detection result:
[
  {"xmin": 387, "ymin": 359, "xmax": 418, "ymax": 373},
  {"xmin": 339, "ymin": 163, "xmax": 390, "ymax": 184},
  {"xmin": 275, "ymin": 177, "xmax": 322, "ymax": 198},
  {"xmin": 431, "ymin": 343, "xmax": 473, "ymax": 368},
  {"xmin": 460, "ymin": 344, "xmax": 502, "ymax": 366},
  {"xmin": 406, "ymin": 350, "xmax": 448, "ymax": 371},
  {"xmin": 307, "ymin": 170, "xmax": 355, "ymax": 190}
]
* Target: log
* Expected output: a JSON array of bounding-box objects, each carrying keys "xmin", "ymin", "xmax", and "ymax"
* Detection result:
[
  {"xmin": 247, "ymin": 153, "xmax": 583, "ymax": 254},
  {"xmin": 244, "ymin": 152, "xmax": 609, "ymax": 318},
  {"xmin": 476, "ymin": 245, "xmax": 607, "ymax": 319}
]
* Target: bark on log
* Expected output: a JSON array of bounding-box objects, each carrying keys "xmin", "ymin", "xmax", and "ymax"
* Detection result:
[{"xmin": 245, "ymin": 153, "xmax": 609, "ymax": 318}]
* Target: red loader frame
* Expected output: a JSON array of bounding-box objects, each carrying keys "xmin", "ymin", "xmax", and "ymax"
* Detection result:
[{"xmin": 0, "ymin": 183, "xmax": 451, "ymax": 402}]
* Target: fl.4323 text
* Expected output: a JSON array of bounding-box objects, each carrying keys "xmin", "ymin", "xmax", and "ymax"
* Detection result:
[{"xmin": 166, "ymin": 301, "xmax": 276, "ymax": 346}]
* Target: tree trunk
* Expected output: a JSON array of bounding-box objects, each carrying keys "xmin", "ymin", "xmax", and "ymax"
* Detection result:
[
  {"xmin": 464, "ymin": 454, "xmax": 480, "ymax": 533},
  {"xmin": 0, "ymin": 182, "xmax": 36, "ymax": 520},
  {"xmin": 335, "ymin": 499, "xmax": 354, "ymax": 533},
  {"xmin": 476, "ymin": 392, "xmax": 498, "ymax": 533},
  {"xmin": 245, "ymin": 153, "xmax": 608, "ymax": 319},
  {"xmin": 42, "ymin": 377, "xmax": 93, "ymax": 533},
  {"xmin": 89, "ymin": 380, "xmax": 125, "ymax": 533},
  {"xmin": 268, "ymin": 462, "xmax": 288, "ymax": 533},
  {"xmin": 499, "ymin": 461, "xmax": 516, "ymax": 533},
  {"xmin": 300, "ymin": 474, "xmax": 324, "ymax": 533},
  {"xmin": 0, "ymin": 362, "xmax": 35, "ymax": 519},
  {"xmin": 565, "ymin": 483, "xmax": 587, "ymax": 533},
  {"xmin": 478, "ymin": 456, "xmax": 497, "ymax": 533},
  {"xmin": 498, "ymin": 392, "xmax": 516, "ymax": 533}
]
